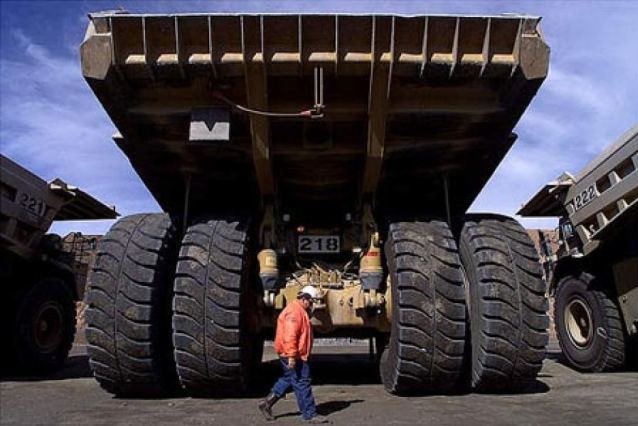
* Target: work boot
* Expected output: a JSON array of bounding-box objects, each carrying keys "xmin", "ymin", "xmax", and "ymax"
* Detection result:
[
  {"xmin": 258, "ymin": 392, "xmax": 280, "ymax": 421},
  {"xmin": 303, "ymin": 415, "xmax": 331, "ymax": 424}
]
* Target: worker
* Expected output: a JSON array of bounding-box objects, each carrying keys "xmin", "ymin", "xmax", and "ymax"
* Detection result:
[{"xmin": 258, "ymin": 286, "xmax": 328, "ymax": 423}]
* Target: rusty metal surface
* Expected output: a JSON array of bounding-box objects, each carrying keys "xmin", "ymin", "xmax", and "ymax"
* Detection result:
[
  {"xmin": 81, "ymin": 13, "xmax": 549, "ymax": 220},
  {"xmin": 61, "ymin": 233, "xmax": 101, "ymax": 299}
]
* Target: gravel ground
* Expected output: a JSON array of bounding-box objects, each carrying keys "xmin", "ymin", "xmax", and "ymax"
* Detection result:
[{"xmin": 1, "ymin": 338, "xmax": 637, "ymax": 426}]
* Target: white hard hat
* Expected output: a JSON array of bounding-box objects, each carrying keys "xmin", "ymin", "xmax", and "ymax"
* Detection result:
[{"xmin": 299, "ymin": 285, "xmax": 319, "ymax": 299}]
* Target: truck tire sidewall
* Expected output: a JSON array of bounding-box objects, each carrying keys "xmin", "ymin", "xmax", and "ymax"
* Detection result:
[
  {"xmin": 380, "ymin": 269, "xmax": 401, "ymax": 386},
  {"xmin": 458, "ymin": 236, "xmax": 481, "ymax": 379},
  {"xmin": 16, "ymin": 279, "xmax": 76, "ymax": 372},
  {"xmin": 555, "ymin": 276, "xmax": 608, "ymax": 371}
]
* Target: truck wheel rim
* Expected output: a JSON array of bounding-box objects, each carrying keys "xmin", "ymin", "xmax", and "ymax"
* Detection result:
[
  {"xmin": 564, "ymin": 298, "xmax": 593, "ymax": 348},
  {"xmin": 33, "ymin": 302, "xmax": 64, "ymax": 353}
]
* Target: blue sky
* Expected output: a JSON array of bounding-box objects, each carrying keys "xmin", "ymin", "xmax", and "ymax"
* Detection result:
[{"xmin": 1, "ymin": 0, "xmax": 637, "ymax": 236}]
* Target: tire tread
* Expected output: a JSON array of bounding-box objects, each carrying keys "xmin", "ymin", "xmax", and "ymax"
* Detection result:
[
  {"xmin": 381, "ymin": 220, "xmax": 467, "ymax": 395},
  {"xmin": 172, "ymin": 219, "xmax": 252, "ymax": 396},
  {"xmin": 85, "ymin": 213, "xmax": 177, "ymax": 396},
  {"xmin": 459, "ymin": 214, "xmax": 549, "ymax": 391}
]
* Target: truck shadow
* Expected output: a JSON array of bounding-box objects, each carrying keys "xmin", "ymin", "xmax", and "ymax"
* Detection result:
[
  {"xmin": 253, "ymin": 353, "xmax": 550, "ymax": 396},
  {"xmin": 0, "ymin": 355, "xmax": 92, "ymax": 382},
  {"xmin": 545, "ymin": 349, "xmax": 565, "ymax": 363},
  {"xmin": 1, "ymin": 352, "xmax": 551, "ymax": 397},
  {"xmin": 275, "ymin": 399, "xmax": 365, "ymax": 419},
  {"xmin": 254, "ymin": 353, "xmax": 380, "ymax": 389}
]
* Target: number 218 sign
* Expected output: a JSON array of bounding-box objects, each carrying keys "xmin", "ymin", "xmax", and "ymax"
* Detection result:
[{"xmin": 298, "ymin": 235, "xmax": 340, "ymax": 253}]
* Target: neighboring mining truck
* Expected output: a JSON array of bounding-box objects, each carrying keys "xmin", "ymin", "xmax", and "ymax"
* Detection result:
[
  {"xmin": 0, "ymin": 155, "xmax": 117, "ymax": 373},
  {"xmin": 519, "ymin": 125, "xmax": 638, "ymax": 372},
  {"xmin": 80, "ymin": 12, "xmax": 550, "ymax": 396}
]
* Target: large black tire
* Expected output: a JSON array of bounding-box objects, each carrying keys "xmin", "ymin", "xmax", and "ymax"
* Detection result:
[
  {"xmin": 14, "ymin": 278, "xmax": 76, "ymax": 373},
  {"xmin": 458, "ymin": 214, "xmax": 548, "ymax": 392},
  {"xmin": 85, "ymin": 213, "xmax": 178, "ymax": 396},
  {"xmin": 380, "ymin": 220, "xmax": 467, "ymax": 395},
  {"xmin": 554, "ymin": 273, "xmax": 625, "ymax": 372},
  {"xmin": 172, "ymin": 218, "xmax": 259, "ymax": 396}
]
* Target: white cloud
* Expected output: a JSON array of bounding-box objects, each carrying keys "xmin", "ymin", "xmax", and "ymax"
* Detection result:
[
  {"xmin": 0, "ymin": 29, "xmax": 159, "ymax": 236},
  {"xmin": 544, "ymin": 68, "xmax": 618, "ymax": 121},
  {"xmin": 11, "ymin": 28, "xmax": 31, "ymax": 47},
  {"xmin": 467, "ymin": 0, "xmax": 638, "ymax": 231}
]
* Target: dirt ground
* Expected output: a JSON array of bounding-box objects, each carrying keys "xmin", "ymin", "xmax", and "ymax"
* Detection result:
[{"xmin": 1, "ymin": 339, "xmax": 637, "ymax": 426}]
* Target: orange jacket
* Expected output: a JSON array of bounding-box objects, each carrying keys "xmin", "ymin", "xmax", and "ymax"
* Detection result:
[{"xmin": 274, "ymin": 299, "xmax": 314, "ymax": 361}]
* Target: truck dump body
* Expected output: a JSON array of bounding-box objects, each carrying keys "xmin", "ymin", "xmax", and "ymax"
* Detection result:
[
  {"xmin": 0, "ymin": 155, "xmax": 117, "ymax": 259},
  {"xmin": 519, "ymin": 125, "xmax": 638, "ymax": 256},
  {"xmin": 81, "ymin": 13, "xmax": 548, "ymax": 220}
]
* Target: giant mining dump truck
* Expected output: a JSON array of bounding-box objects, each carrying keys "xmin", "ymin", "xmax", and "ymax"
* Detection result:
[
  {"xmin": 80, "ymin": 12, "xmax": 550, "ymax": 396},
  {"xmin": 519, "ymin": 125, "xmax": 638, "ymax": 372},
  {"xmin": 0, "ymin": 155, "xmax": 117, "ymax": 373}
]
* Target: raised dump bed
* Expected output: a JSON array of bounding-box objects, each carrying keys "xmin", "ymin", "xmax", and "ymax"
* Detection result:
[
  {"xmin": 81, "ymin": 12, "xmax": 550, "ymax": 398},
  {"xmin": 81, "ymin": 13, "xmax": 548, "ymax": 221},
  {"xmin": 0, "ymin": 155, "xmax": 116, "ymax": 258}
]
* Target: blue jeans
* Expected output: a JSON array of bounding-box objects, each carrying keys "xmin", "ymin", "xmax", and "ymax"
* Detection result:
[{"xmin": 272, "ymin": 357, "xmax": 317, "ymax": 420}]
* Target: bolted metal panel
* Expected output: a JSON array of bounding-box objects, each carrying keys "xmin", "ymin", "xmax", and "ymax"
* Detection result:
[{"xmin": 189, "ymin": 107, "xmax": 231, "ymax": 143}]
